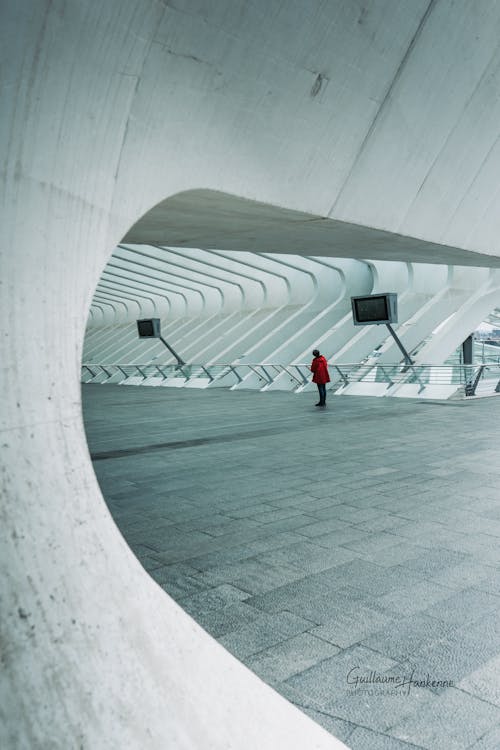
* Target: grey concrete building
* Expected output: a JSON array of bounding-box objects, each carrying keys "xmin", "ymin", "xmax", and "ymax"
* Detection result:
[{"xmin": 2, "ymin": 2, "xmax": 500, "ymax": 749}]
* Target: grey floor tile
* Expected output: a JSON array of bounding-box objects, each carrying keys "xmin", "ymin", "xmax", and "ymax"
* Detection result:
[
  {"xmin": 230, "ymin": 562, "xmax": 308, "ymax": 596},
  {"xmin": 324, "ymin": 558, "xmax": 426, "ymax": 597},
  {"xmin": 151, "ymin": 564, "xmax": 210, "ymax": 597},
  {"xmin": 173, "ymin": 512, "xmax": 234, "ymax": 532},
  {"xmin": 311, "ymin": 505, "xmax": 383, "ymax": 524},
  {"xmin": 219, "ymin": 611, "xmax": 315, "ymax": 659},
  {"xmin": 427, "ymin": 560, "xmax": 496, "ymax": 590},
  {"xmin": 287, "ymin": 586, "xmax": 375, "ymax": 626},
  {"xmin": 421, "ymin": 587, "xmax": 500, "ymax": 627},
  {"xmin": 83, "ymin": 385, "xmax": 500, "ymax": 749},
  {"xmin": 347, "ymin": 726, "xmax": 425, "ymax": 750},
  {"xmin": 313, "ymin": 527, "xmax": 372, "ymax": 548},
  {"xmin": 296, "ymin": 517, "xmax": 354, "ymax": 537},
  {"xmin": 398, "ymin": 547, "xmax": 472, "ymax": 576},
  {"xmin": 389, "ymin": 688, "xmax": 500, "ymax": 749},
  {"xmin": 226, "ymin": 502, "xmax": 279, "ymax": 519},
  {"xmin": 474, "ymin": 569, "xmax": 500, "ymax": 597},
  {"xmin": 353, "ymin": 515, "xmax": 410, "ymax": 533},
  {"xmin": 375, "ymin": 579, "xmax": 455, "ymax": 617},
  {"xmin": 236, "ymin": 531, "xmax": 307, "ymax": 557},
  {"xmin": 467, "ymin": 724, "xmax": 500, "ymax": 749},
  {"xmin": 296, "ymin": 498, "xmax": 344, "ymax": 513},
  {"xmin": 457, "ymin": 654, "xmax": 500, "ymax": 707},
  {"xmin": 295, "ymin": 706, "xmax": 356, "ymax": 743},
  {"xmin": 202, "ymin": 517, "xmax": 264, "ymax": 537},
  {"xmin": 324, "ymin": 682, "xmax": 436, "ymax": 735},
  {"xmin": 196, "ymin": 557, "xmax": 303, "ymax": 591},
  {"xmin": 389, "ymin": 521, "xmax": 470, "ymax": 551},
  {"xmin": 160, "ymin": 575, "xmax": 210, "ymax": 599},
  {"xmin": 250, "ymin": 507, "xmax": 306, "ymax": 523},
  {"xmin": 186, "ymin": 600, "xmax": 264, "ymax": 638},
  {"xmin": 401, "ymin": 617, "xmax": 500, "ymax": 687},
  {"xmin": 260, "ymin": 541, "xmax": 362, "ymax": 575},
  {"xmin": 357, "ymin": 542, "xmax": 430, "ymax": 568},
  {"xmin": 285, "ymin": 644, "xmax": 399, "ymax": 710},
  {"xmin": 362, "ymin": 613, "xmax": 460, "ymax": 663},
  {"xmin": 310, "ymin": 602, "xmax": 395, "ymax": 648},
  {"xmin": 243, "ymin": 514, "xmax": 318, "ymax": 535},
  {"xmin": 180, "ymin": 583, "xmax": 249, "ymax": 614},
  {"xmin": 246, "ymin": 632, "xmax": 341, "ymax": 683},
  {"xmin": 245, "ymin": 573, "xmax": 356, "ymax": 615},
  {"xmin": 342, "ymin": 532, "xmax": 404, "ymax": 555},
  {"xmin": 256, "ymin": 492, "xmax": 321, "ymax": 509}
]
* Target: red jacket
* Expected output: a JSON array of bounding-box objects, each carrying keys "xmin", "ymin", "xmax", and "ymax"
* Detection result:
[{"xmin": 311, "ymin": 355, "xmax": 330, "ymax": 384}]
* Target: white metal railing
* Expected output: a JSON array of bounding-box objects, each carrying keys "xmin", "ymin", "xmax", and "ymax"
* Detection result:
[
  {"xmin": 328, "ymin": 362, "xmax": 500, "ymax": 396},
  {"xmin": 81, "ymin": 362, "xmax": 500, "ymax": 397},
  {"xmin": 81, "ymin": 362, "xmax": 309, "ymax": 387}
]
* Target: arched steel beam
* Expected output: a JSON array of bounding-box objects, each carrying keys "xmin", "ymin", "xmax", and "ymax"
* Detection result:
[
  {"xmin": 102, "ymin": 270, "xmax": 172, "ymax": 314},
  {"xmin": 118, "ymin": 244, "xmax": 242, "ymax": 304},
  {"xmin": 107, "ymin": 258, "xmax": 214, "ymax": 309},
  {"xmin": 206, "ymin": 249, "xmax": 292, "ymax": 296},
  {"xmin": 156, "ymin": 245, "xmax": 265, "ymax": 303}
]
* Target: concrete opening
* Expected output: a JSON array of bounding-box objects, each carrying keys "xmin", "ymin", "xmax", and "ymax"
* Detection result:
[{"xmin": 81, "ymin": 191, "xmax": 500, "ymax": 750}]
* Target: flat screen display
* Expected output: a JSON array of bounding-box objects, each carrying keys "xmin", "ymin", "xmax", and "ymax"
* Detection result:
[
  {"xmin": 137, "ymin": 318, "xmax": 160, "ymax": 337},
  {"xmin": 137, "ymin": 320, "xmax": 154, "ymax": 337},
  {"xmin": 354, "ymin": 295, "xmax": 389, "ymax": 323},
  {"xmin": 351, "ymin": 293, "xmax": 397, "ymax": 325}
]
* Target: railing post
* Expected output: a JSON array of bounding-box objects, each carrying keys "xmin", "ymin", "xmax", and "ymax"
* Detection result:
[
  {"xmin": 465, "ymin": 365, "xmax": 484, "ymax": 396},
  {"xmin": 101, "ymin": 365, "xmax": 113, "ymax": 381},
  {"xmin": 333, "ymin": 366, "xmax": 349, "ymax": 387},
  {"xmin": 404, "ymin": 364, "xmax": 426, "ymax": 393},
  {"xmin": 248, "ymin": 365, "xmax": 271, "ymax": 385},
  {"xmin": 260, "ymin": 365, "xmax": 274, "ymax": 384},
  {"xmin": 378, "ymin": 365, "xmax": 394, "ymax": 388},
  {"xmin": 201, "ymin": 365, "xmax": 214, "ymax": 382},
  {"xmin": 228, "ymin": 365, "xmax": 243, "ymax": 383},
  {"xmin": 293, "ymin": 366, "xmax": 309, "ymax": 386}
]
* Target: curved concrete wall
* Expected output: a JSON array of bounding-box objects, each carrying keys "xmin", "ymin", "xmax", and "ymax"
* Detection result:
[
  {"xmin": 4, "ymin": 1, "xmax": 500, "ymax": 746},
  {"xmin": 1, "ymin": 3, "xmax": 347, "ymax": 748}
]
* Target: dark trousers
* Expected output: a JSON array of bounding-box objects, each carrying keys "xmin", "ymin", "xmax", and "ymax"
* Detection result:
[{"xmin": 317, "ymin": 383, "xmax": 326, "ymax": 405}]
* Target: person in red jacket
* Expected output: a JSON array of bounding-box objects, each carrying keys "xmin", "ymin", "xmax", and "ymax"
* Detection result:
[{"xmin": 310, "ymin": 349, "xmax": 330, "ymax": 407}]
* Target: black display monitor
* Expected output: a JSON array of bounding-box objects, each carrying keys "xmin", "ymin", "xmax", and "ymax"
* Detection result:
[
  {"xmin": 137, "ymin": 318, "xmax": 161, "ymax": 338},
  {"xmin": 351, "ymin": 293, "xmax": 397, "ymax": 326}
]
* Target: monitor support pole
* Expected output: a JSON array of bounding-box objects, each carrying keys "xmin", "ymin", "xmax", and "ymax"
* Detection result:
[
  {"xmin": 385, "ymin": 323, "xmax": 413, "ymax": 366},
  {"xmin": 159, "ymin": 336, "xmax": 185, "ymax": 368}
]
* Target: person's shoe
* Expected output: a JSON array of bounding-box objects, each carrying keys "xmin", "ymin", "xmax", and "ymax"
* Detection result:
[
  {"xmin": 319, "ymin": 403, "xmax": 326, "ymax": 407},
  {"xmin": 315, "ymin": 402, "xmax": 321, "ymax": 406}
]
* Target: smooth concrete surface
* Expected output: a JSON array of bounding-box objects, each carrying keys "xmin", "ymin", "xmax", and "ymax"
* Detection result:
[
  {"xmin": 125, "ymin": 191, "xmax": 500, "ymax": 268},
  {"xmin": 84, "ymin": 384, "xmax": 500, "ymax": 750},
  {"xmin": 4, "ymin": 2, "xmax": 500, "ymax": 748}
]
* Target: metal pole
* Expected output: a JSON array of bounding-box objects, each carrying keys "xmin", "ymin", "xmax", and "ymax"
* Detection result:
[
  {"xmin": 385, "ymin": 324, "xmax": 426, "ymax": 391},
  {"xmin": 462, "ymin": 334, "xmax": 473, "ymax": 365},
  {"xmin": 385, "ymin": 323, "xmax": 413, "ymax": 366},
  {"xmin": 159, "ymin": 335, "xmax": 185, "ymax": 367}
]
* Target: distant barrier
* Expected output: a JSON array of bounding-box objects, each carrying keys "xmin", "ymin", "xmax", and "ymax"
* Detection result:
[{"xmin": 81, "ymin": 362, "xmax": 500, "ymax": 398}]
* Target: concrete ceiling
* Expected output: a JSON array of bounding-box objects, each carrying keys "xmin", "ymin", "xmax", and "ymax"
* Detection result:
[{"xmin": 124, "ymin": 190, "xmax": 500, "ymax": 267}]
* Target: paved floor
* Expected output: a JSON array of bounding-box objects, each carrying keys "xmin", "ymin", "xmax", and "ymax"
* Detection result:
[{"xmin": 82, "ymin": 384, "xmax": 500, "ymax": 750}]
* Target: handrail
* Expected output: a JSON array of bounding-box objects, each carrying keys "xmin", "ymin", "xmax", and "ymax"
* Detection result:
[{"xmin": 81, "ymin": 362, "xmax": 500, "ymax": 398}]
